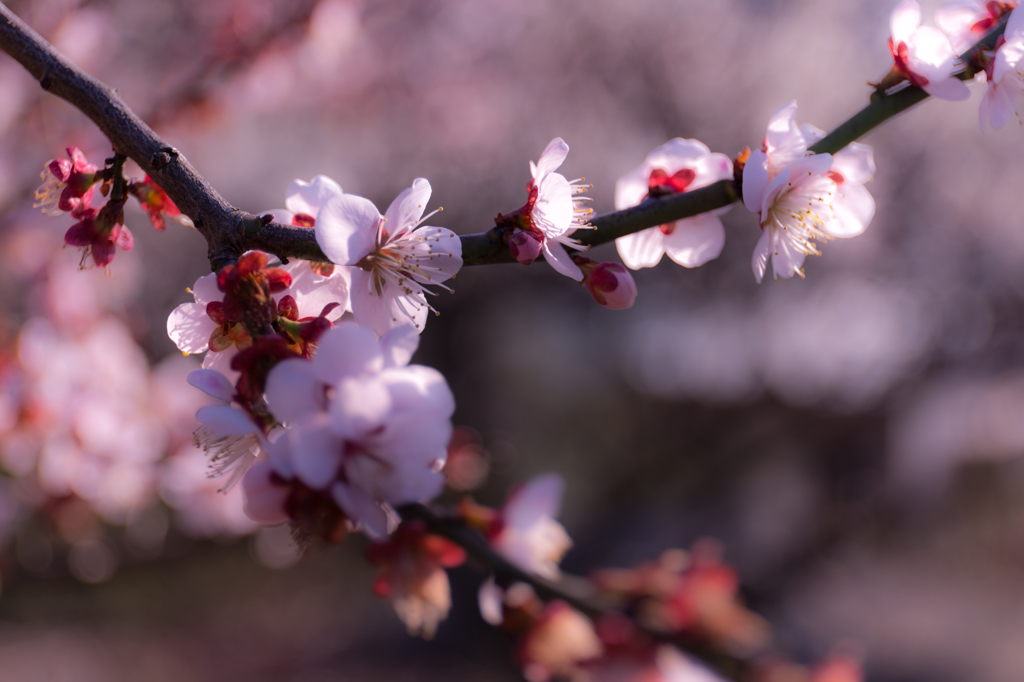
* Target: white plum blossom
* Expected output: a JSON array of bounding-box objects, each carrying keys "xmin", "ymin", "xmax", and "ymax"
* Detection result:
[
  {"xmin": 159, "ymin": 445, "xmax": 258, "ymax": 538},
  {"xmin": 256, "ymin": 323, "xmax": 453, "ymax": 535},
  {"xmin": 614, "ymin": 139, "xmax": 733, "ymax": 270},
  {"xmin": 743, "ymin": 101, "xmax": 876, "ymax": 283},
  {"xmin": 889, "ymin": 0, "xmax": 971, "ymax": 100},
  {"xmin": 977, "ymin": 7, "xmax": 1024, "ymax": 130},
  {"xmin": 935, "ymin": 0, "xmax": 1016, "ymax": 53},
  {"xmin": 315, "ymin": 179, "xmax": 462, "ymax": 336},
  {"xmin": 186, "ymin": 368, "xmax": 266, "ymax": 489},
  {"xmin": 479, "ymin": 473, "xmax": 572, "ymax": 625},
  {"xmin": 269, "ymin": 174, "xmax": 344, "ymax": 227}
]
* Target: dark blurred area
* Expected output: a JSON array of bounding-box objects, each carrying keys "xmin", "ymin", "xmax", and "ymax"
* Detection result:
[{"xmin": 0, "ymin": 0, "xmax": 1023, "ymax": 680}]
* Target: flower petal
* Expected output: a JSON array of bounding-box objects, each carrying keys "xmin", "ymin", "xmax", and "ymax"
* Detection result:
[
  {"xmin": 196, "ymin": 404, "xmax": 261, "ymax": 436},
  {"xmin": 478, "ymin": 578, "xmax": 504, "ymax": 626},
  {"xmin": 891, "ymin": 0, "xmax": 922, "ymax": 45},
  {"xmin": 614, "ymin": 164, "xmax": 651, "ymax": 211},
  {"xmin": 350, "ymin": 269, "xmax": 430, "ymax": 337},
  {"xmin": 380, "ymin": 325, "xmax": 420, "ymax": 368},
  {"xmin": 383, "ymin": 178, "xmax": 432, "ymax": 239},
  {"xmin": 662, "ymin": 214, "xmax": 726, "ymax": 268},
  {"xmin": 831, "ymin": 143, "xmax": 875, "ymax": 184},
  {"xmin": 616, "ymin": 228, "xmax": 665, "ymax": 270},
  {"xmin": 186, "ymin": 368, "xmax": 235, "ymax": 402},
  {"xmin": 292, "ymin": 419, "xmax": 343, "ymax": 489},
  {"xmin": 167, "ymin": 303, "xmax": 215, "ymax": 354},
  {"xmin": 316, "ymin": 193, "xmax": 381, "ymax": 265},
  {"xmin": 828, "ymin": 181, "xmax": 875, "ymax": 238},
  {"xmin": 542, "ymin": 239, "xmax": 584, "ymax": 281},
  {"xmin": 191, "ymin": 273, "xmax": 221, "ymax": 306},
  {"xmin": 534, "ymin": 138, "xmax": 569, "ymax": 181},
  {"xmin": 311, "ymin": 322, "xmax": 385, "ymax": 383},
  {"xmin": 532, "ymin": 172, "xmax": 574, "ymax": 237},
  {"xmin": 242, "ymin": 461, "xmax": 290, "ymax": 525},
  {"xmin": 505, "ymin": 473, "xmax": 564, "ymax": 530},
  {"xmin": 331, "ymin": 482, "xmax": 391, "ymax": 536},
  {"xmin": 742, "ymin": 149, "xmax": 770, "ymax": 214},
  {"xmin": 286, "ymin": 175, "xmax": 344, "ymax": 217},
  {"xmin": 265, "ymin": 358, "xmax": 325, "ymax": 424},
  {"xmin": 751, "ymin": 228, "xmax": 771, "ymax": 284}
]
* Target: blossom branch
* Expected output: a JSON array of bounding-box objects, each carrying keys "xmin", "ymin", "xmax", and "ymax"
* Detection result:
[
  {"xmin": 0, "ymin": 2, "xmax": 1009, "ymax": 273},
  {"xmin": 397, "ymin": 502, "xmax": 750, "ymax": 680}
]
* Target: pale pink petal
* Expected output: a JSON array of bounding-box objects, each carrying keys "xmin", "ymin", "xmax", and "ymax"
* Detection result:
[
  {"xmin": 505, "ymin": 474, "xmax": 564, "ymax": 529},
  {"xmin": 402, "ymin": 227, "xmax": 463, "ymax": 282},
  {"xmin": 381, "ymin": 365, "xmax": 455, "ymax": 418},
  {"xmin": 935, "ymin": 1, "xmax": 987, "ymax": 52},
  {"xmin": 979, "ymin": 82, "xmax": 994, "ymax": 131},
  {"xmin": 760, "ymin": 154, "xmax": 834, "ymax": 217},
  {"xmin": 186, "ymin": 368, "xmax": 234, "ymax": 402},
  {"xmin": 380, "ymin": 325, "xmax": 420, "ymax": 368},
  {"xmin": 798, "ymin": 122, "xmax": 826, "ymax": 145},
  {"xmin": 742, "ymin": 150, "xmax": 770, "ymax": 214},
  {"xmin": 891, "ymin": 0, "xmax": 923, "ymax": 45},
  {"xmin": 315, "ymin": 193, "xmax": 381, "ymax": 265},
  {"xmin": 662, "ymin": 214, "xmax": 726, "ymax": 268},
  {"xmin": 265, "ymin": 358, "xmax": 325, "ymax": 424},
  {"xmin": 994, "ymin": 32, "xmax": 1024, "ymax": 82},
  {"xmin": 167, "ymin": 303, "xmax": 215, "ymax": 354},
  {"xmin": 533, "ymin": 172, "xmax": 574, "ymax": 237},
  {"xmin": 351, "ymin": 414, "xmax": 449, "ymax": 502},
  {"xmin": 770, "ymin": 226, "xmax": 808, "ymax": 281},
  {"xmin": 542, "ymin": 239, "xmax": 584, "ymax": 281},
  {"xmin": 1008, "ymin": 5, "xmax": 1024, "ymax": 35},
  {"xmin": 242, "ymin": 461, "xmax": 290, "ymax": 525},
  {"xmin": 828, "ymin": 181, "xmax": 875, "ymax": 238},
  {"xmin": 331, "ymin": 482, "xmax": 390, "ymax": 536},
  {"xmin": 201, "ymin": 349, "xmax": 237, "ymax": 380},
  {"xmin": 191, "ymin": 273, "xmax": 221, "ymax": 306},
  {"xmin": 311, "ymin": 322, "xmax": 384, "ymax": 383},
  {"xmin": 292, "ymin": 419, "xmax": 343, "ymax": 489},
  {"xmin": 831, "ymin": 143, "xmax": 876, "ymax": 184},
  {"xmin": 282, "ymin": 260, "xmax": 350, "ymax": 319},
  {"xmin": 923, "ymin": 75, "xmax": 972, "ymax": 100},
  {"xmin": 196, "ymin": 404, "xmax": 261, "ymax": 436},
  {"xmin": 613, "ymin": 166, "xmax": 650, "ymax": 211},
  {"xmin": 350, "ymin": 268, "xmax": 430, "ymax": 336},
  {"xmin": 615, "ymin": 228, "xmax": 665, "ymax": 270},
  {"xmin": 286, "ymin": 175, "xmax": 343, "ymax": 217},
  {"xmin": 763, "ymin": 100, "xmax": 805, "ymax": 164},
  {"xmin": 692, "ymin": 152, "xmax": 735, "ymax": 190},
  {"xmin": 982, "ymin": 81, "xmax": 1016, "ymax": 130},
  {"xmin": 327, "ymin": 375, "xmax": 392, "ymax": 439},
  {"xmin": 478, "ymin": 578, "xmax": 504, "ymax": 626},
  {"xmin": 533, "ymin": 138, "xmax": 569, "ymax": 181},
  {"xmin": 383, "ymin": 177, "xmax": 431, "ymax": 239},
  {"xmin": 645, "ymin": 138, "xmax": 712, "ymax": 169},
  {"xmin": 751, "ymin": 228, "xmax": 771, "ymax": 284}
]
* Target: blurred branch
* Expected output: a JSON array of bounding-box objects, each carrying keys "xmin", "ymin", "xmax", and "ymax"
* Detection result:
[
  {"xmin": 0, "ymin": 2, "xmax": 1008, "ymax": 272},
  {"xmin": 397, "ymin": 502, "xmax": 750, "ymax": 681}
]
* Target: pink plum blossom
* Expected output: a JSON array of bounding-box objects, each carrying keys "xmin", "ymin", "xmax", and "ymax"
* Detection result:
[
  {"xmin": 978, "ymin": 7, "xmax": 1024, "ymax": 129},
  {"xmin": 935, "ymin": 1, "xmax": 1016, "ymax": 53},
  {"xmin": 519, "ymin": 601, "xmax": 603, "ymax": 682},
  {"xmin": 315, "ymin": 179, "xmax": 462, "ymax": 336},
  {"xmin": 889, "ymin": 0, "xmax": 971, "ymax": 100},
  {"xmin": 257, "ymin": 323, "xmax": 453, "ymax": 535},
  {"xmin": 478, "ymin": 473, "xmax": 572, "ymax": 625},
  {"xmin": 159, "ymin": 445, "xmax": 258, "ymax": 538},
  {"xmin": 33, "ymin": 146, "xmax": 99, "ymax": 216},
  {"xmin": 614, "ymin": 139, "xmax": 733, "ymax": 269},
  {"xmin": 497, "ymin": 138, "xmax": 594, "ymax": 280},
  {"xmin": 579, "ymin": 260, "xmax": 638, "ymax": 310},
  {"xmin": 269, "ymin": 174, "xmax": 344, "ymax": 228},
  {"xmin": 743, "ymin": 102, "xmax": 876, "ymax": 283}
]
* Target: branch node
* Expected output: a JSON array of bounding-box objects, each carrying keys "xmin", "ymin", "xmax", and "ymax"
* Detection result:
[
  {"xmin": 150, "ymin": 146, "xmax": 179, "ymax": 170},
  {"xmin": 38, "ymin": 64, "xmax": 52, "ymax": 91}
]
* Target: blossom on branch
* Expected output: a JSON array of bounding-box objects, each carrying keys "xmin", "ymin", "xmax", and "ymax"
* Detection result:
[
  {"xmin": 33, "ymin": 146, "xmax": 99, "ymax": 216},
  {"xmin": 574, "ymin": 257, "xmax": 638, "ymax": 310},
  {"xmin": 64, "ymin": 202, "xmax": 134, "ymax": 270},
  {"xmin": 743, "ymin": 101, "xmax": 876, "ymax": 282},
  {"xmin": 614, "ymin": 139, "xmax": 733, "ymax": 270},
  {"xmin": 977, "ymin": 6, "xmax": 1024, "ymax": 129},
  {"xmin": 367, "ymin": 519, "xmax": 467, "ymax": 638},
  {"xmin": 258, "ymin": 324, "xmax": 453, "ymax": 535},
  {"xmin": 316, "ymin": 179, "xmax": 462, "ymax": 336},
  {"xmin": 889, "ymin": 0, "xmax": 971, "ymax": 100},
  {"xmin": 495, "ymin": 138, "xmax": 594, "ymax": 280},
  {"xmin": 519, "ymin": 601, "xmax": 603, "ymax": 682},
  {"xmin": 935, "ymin": 0, "xmax": 1016, "ymax": 53}
]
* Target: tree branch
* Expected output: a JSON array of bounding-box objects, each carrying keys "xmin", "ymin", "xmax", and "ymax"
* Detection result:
[
  {"xmin": 0, "ymin": 2, "xmax": 1008, "ymax": 273},
  {"xmin": 397, "ymin": 502, "xmax": 750, "ymax": 680}
]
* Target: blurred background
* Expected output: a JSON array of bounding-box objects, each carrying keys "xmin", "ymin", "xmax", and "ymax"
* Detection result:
[{"xmin": 0, "ymin": 0, "xmax": 1022, "ymax": 679}]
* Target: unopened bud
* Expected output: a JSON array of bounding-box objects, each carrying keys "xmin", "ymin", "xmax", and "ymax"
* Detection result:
[
  {"xmin": 579, "ymin": 260, "xmax": 637, "ymax": 310},
  {"xmin": 509, "ymin": 230, "xmax": 544, "ymax": 265}
]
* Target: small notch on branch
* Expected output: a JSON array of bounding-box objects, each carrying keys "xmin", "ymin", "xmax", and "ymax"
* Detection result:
[
  {"xmin": 150, "ymin": 146, "xmax": 179, "ymax": 170},
  {"xmin": 38, "ymin": 64, "xmax": 52, "ymax": 91}
]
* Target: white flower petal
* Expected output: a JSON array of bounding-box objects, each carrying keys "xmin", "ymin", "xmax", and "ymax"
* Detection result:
[
  {"xmin": 327, "ymin": 375, "xmax": 393, "ymax": 439},
  {"xmin": 286, "ymin": 174, "xmax": 343, "ymax": 217},
  {"xmin": 742, "ymin": 149, "xmax": 770, "ymax": 214},
  {"xmin": 828, "ymin": 181, "xmax": 875, "ymax": 238},
  {"xmin": 831, "ymin": 143, "xmax": 876, "ymax": 185},
  {"xmin": 242, "ymin": 461, "xmax": 290, "ymax": 525},
  {"xmin": 312, "ymin": 322, "xmax": 385, "ymax": 382},
  {"xmin": 616, "ymin": 228, "xmax": 665, "ymax": 270},
  {"xmin": 532, "ymin": 172, "xmax": 574, "ymax": 237},
  {"xmin": 614, "ymin": 165, "xmax": 652, "ymax": 211},
  {"xmin": 662, "ymin": 214, "xmax": 726, "ymax": 268},
  {"xmin": 505, "ymin": 474, "xmax": 564, "ymax": 530},
  {"xmin": 478, "ymin": 578, "xmax": 504, "ymax": 626},
  {"xmin": 380, "ymin": 325, "xmax": 420, "ymax": 368},
  {"xmin": 383, "ymin": 178, "xmax": 431, "ymax": 239},
  {"xmin": 331, "ymin": 482, "xmax": 391, "ymax": 536},
  {"xmin": 350, "ymin": 269, "xmax": 430, "ymax": 337},
  {"xmin": 751, "ymin": 228, "xmax": 771, "ymax": 284},
  {"xmin": 534, "ymin": 138, "xmax": 569, "ymax": 181},
  {"xmin": 191, "ymin": 273, "xmax": 221, "ymax": 306},
  {"xmin": 167, "ymin": 303, "xmax": 215, "ymax": 354},
  {"xmin": 293, "ymin": 420, "xmax": 343, "ymax": 489},
  {"xmin": 382, "ymin": 365, "xmax": 455, "ymax": 418},
  {"xmin": 316, "ymin": 194, "xmax": 381, "ymax": 265},
  {"xmin": 891, "ymin": 0, "xmax": 922, "ymax": 45},
  {"xmin": 542, "ymin": 239, "xmax": 584, "ymax": 281}
]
